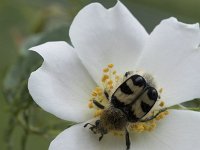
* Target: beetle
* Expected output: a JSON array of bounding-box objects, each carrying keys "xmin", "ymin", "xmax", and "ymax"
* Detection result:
[{"xmin": 84, "ymin": 72, "xmax": 166, "ymax": 150}]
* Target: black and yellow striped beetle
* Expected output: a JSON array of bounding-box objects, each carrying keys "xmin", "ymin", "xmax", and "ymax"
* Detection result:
[{"xmin": 84, "ymin": 71, "xmax": 166, "ymax": 150}]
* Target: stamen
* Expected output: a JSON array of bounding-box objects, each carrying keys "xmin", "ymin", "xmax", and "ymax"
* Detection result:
[
  {"xmin": 102, "ymin": 74, "xmax": 109, "ymax": 83},
  {"xmin": 108, "ymin": 80, "xmax": 113, "ymax": 85},
  {"xmin": 92, "ymin": 92, "xmax": 97, "ymax": 97},
  {"xmin": 88, "ymin": 101, "xmax": 93, "ymax": 109},
  {"xmin": 159, "ymin": 101, "xmax": 165, "ymax": 107},
  {"xmin": 109, "ymin": 85, "xmax": 113, "ymax": 90},
  {"xmin": 103, "ymin": 68, "xmax": 109, "ymax": 73},
  {"xmin": 113, "ymin": 70, "xmax": 117, "ymax": 75},
  {"xmin": 97, "ymin": 90, "xmax": 103, "ymax": 96},
  {"xmin": 94, "ymin": 109, "xmax": 103, "ymax": 117},
  {"xmin": 159, "ymin": 88, "xmax": 163, "ymax": 93},
  {"xmin": 108, "ymin": 64, "xmax": 114, "ymax": 68},
  {"xmin": 164, "ymin": 110, "xmax": 169, "ymax": 115},
  {"xmin": 112, "ymin": 131, "xmax": 124, "ymax": 137},
  {"xmin": 115, "ymin": 75, "xmax": 120, "ymax": 81}
]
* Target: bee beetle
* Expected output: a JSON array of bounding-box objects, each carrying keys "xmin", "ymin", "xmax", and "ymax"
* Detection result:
[{"xmin": 84, "ymin": 72, "xmax": 166, "ymax": 150}]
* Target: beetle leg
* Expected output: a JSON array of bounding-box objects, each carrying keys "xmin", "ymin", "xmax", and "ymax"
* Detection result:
[
  {"xmin": 139, "ymin": 108, "xmax": 167, "ymax": 122},
  {"xmin": 99, "ymin": 134, "xmax": 104, "ymax": 141},
  {"xmin": 125, "ymin": 128, "xmax": 131, "ymax": 150},
  {"xmin": 84, "ymin": 123, "xmax": 95, "ymax": 128}
]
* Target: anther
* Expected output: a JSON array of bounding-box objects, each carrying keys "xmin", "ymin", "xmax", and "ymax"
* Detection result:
[
  {"xmin": 164, "ymin": 110, "xmax": 169, "ymax": 115},
  {"xmin": 159, "ymin": 101, "xmax": 165, "ymax": 107},
  {"xmin": 150, "ymin": 122, "xmax": 157, "ymax": 128},
  {"xmin": 113, "ymin": 70, "xmax": 117, "ymax": 75},
  {"xmin": 94, "ymin": 110, "xmax": 103, "ymax": 117},
  {"xmin": 102, "ymin": 74, "xmax": 109, "ymax": 82},
  {"xmin": 92, "ymin": 92, "xmax": 97, "ymax": 97},
  {"xmin": 108, "ymin": 80, "xmax": 113, "ymax": 85},
  {"xmin": 115, "ymin": 75, "xmax": 120, "ymax": 81},
  {"xmin": 109, "ymin": 85, "xmax": 113, "ymax": 90},
  {"xmin": 137, "ymin": 124, "xmax": 144, "ymax": 131},
  {"xmin": 88, "ymin": 102, "xmax": 93, "ymax": 109},
  {"xmin": 108, "ymin": 64, "xmax": 114, "ymax": 68},
  {"xmin": 159, "ymin": 88, "xmax": 163, "ymax": 93},
  {"xmin": 103, "ymin": 68, "xmax": 109, "ymax": 73},
  {"xmin": 97, "ymin": 90, "xmax": 103, "ymax": 96}
]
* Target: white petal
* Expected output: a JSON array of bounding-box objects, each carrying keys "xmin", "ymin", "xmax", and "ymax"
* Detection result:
[
  {"xmin": 49, "ymin": 110, "xmax": 200, "ymax": 150},
  {"xmin": 69, "ymin": 1, "xmax": 148, "ymax": 84},
  {"xmin": 131, "ymin": 110, "xmax": 200, "ymax": 150},
  {"xmin": 136, "ymin": 17, "xmax": 200, "ymax": 106},
  {"xmin": 49, "ymin": 121, "xmax": 125, "ymax": 150},
  {"xmin": 28, "ymin": 41, "xmax": 96, "ymax": 122}
]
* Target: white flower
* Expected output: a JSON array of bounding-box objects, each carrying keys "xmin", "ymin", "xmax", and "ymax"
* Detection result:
[{"xmin": 28, "ymin": 1, "xmax": 200, "ymax": 150}]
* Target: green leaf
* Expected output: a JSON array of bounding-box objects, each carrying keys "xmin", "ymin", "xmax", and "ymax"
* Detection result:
[{"xmin": 169, "ymin": 99, "xmax": 200, "ymax": 111}]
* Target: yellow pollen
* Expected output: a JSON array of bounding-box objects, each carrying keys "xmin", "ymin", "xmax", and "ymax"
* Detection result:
[
  {"xmin": 102, "ymin": 74, "xmax": 109, "ymax": 82},
  {"xmin": 156, "ymin": 112, "xmax": 165, "ymax": 120},
  {"xmin": 103, "ymin": 68, "xmax": 109, "ymax": 73},
  {"xmin": 137, "ymin": 124, "xmax": 145, "ymax": 131},
  {"xmin": 159, "ymin": 101, "xmax": 165, "ymax": 107},
  {"xmin": 113, "ymin": 70, "xmax": 117, "ymax": 75},
  {"xmin": 147, "ymin": 127, "xmax": 154, "ymax": 132},
  {"xmin": 95, "ymin": 87, "xmax": 102, "ymax": 91},
  {"xmin": 109, "ymin": 85, "xmax": 113, "ymax": 90},
  {"xmin": 108, "ymin": 80, "xmax": 113, "ymax": 85},
  {"xmin": 150, "ymin": 122, "xmax": 157, "ymax": 128},
  {"xmin": 94, "ymin": 109, "xmax": 103, "ymax": 117},
  {"xmin": 164, "ymin": 110, "xmax": 169, "ymax": 115},
  {"xmin": 112, "ymin": 131, "xmax": 124, "ymax": 137},
  {"xmin": 97, "ymin": 92, "xmax": 103, "ymax": 96},
  {"xmin": 156, "ymin": 116, "xmax": 161, "ymax": 121},
  {"xmin": 143, "ymin": 124, "xmax": 149, "ymax": 131},
  {"xmin": 95, "ymin": 88, "xmax": 103, "ymax": 96},
  {"xmin": 115, "ymin": 75, "xmax": 120, "ymax": 81},
  {"xmin": 92, "ymin": 92, "xmax": 97, "ymax": 97},
  {"xmin": 88, "ymin": 101, "xmax": 93, "ymax": 109},
  {"xmin": 159, "ymin": 88, "xmax": 163, "ymax": 93},
  {"xmin": 108, "ymin": 64, "xmax": 114, "ymax": 68}
]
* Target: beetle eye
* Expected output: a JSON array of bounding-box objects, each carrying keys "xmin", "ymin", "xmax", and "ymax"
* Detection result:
[
  {"xmin": 132, "ymin": 75, "xmax": 145, "ymax": 87},
  {"xmin": 147, "ymin": 87, "xmax": 158, "ymax": 100}
]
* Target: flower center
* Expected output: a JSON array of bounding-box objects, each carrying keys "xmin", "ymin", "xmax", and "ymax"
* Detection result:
[{"xmin": 87, "ymin": 64, "xmax": 169, "ymax": 135}]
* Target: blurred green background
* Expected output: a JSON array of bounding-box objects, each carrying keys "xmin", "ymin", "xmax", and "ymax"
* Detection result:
[{"xmin": 1, "ymin": 0, "xmax": 200, "ymax": 150}]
